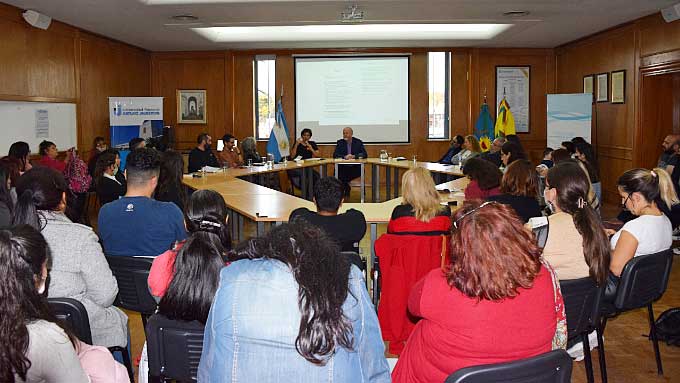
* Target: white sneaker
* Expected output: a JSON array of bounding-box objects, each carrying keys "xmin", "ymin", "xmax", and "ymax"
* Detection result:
[
  {"xmin": 567, "ymin": 331, "xmax": 600, "ymax": 362},
  {"xmin": 674, "ymin": 247, "xmax": 680, "ymax": 255}
]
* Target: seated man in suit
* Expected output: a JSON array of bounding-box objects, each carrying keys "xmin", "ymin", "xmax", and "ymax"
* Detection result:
[
  {"xmin": 98, "ymin": 147, "xmax": 187, "ymax": 256},
  {"xmin": 188, "ymin": 132, "xmax": 219, "ymax": 173},
  {"xmin": 289, "ymin": 176, "xmax": 366, "ymax": 253},
  {"xmin": 333, "ymin": 127, "xmax": 368, "ymax": 196}
]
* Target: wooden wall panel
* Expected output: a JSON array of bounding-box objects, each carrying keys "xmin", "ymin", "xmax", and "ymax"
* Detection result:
[
  {"xmin": 639, "ymin": 15, "xmax": 680, "ymax": 58},
  {"xmin": 79, "ymin": 34, "xmax": 150, "ymax": 154},
  {"xmin": 232, "ymin": 53, "xmax": 254, "ymax": 146},
  {"xmin": 150, "ymin": 52, "xmax": 227, "ymax": 150}
]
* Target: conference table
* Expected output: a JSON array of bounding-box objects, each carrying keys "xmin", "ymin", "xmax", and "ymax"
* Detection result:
[{"xmin": 184, "ymin": 158, "xmax": 468, "ymax": 291}]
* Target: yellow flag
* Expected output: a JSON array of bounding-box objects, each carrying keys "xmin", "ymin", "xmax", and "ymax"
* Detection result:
[{"xmin": 494, "ymin": 98, "xmax": 516, "ymax": 137}]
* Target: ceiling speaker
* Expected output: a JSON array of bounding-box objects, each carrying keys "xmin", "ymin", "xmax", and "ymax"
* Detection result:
[
  {"xmin": 22, "ymin": 10, "xmax": 51, "ymax": 30},
  {"xmin": 661, "ymin": 3, "xmax": 680, "ymax": 23}
]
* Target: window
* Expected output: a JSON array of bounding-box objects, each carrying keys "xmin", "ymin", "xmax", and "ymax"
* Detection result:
[
  {"xmin": 255, "ymin": 55, "xmax": 276, "ymax": 140},
  {"xmin": 427, "ymin": 52, "xmax": 450, "ymax": 140}
]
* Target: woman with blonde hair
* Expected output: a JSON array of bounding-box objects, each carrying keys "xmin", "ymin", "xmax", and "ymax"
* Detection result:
[
  {"xmin": 450, "ymin": 135, "xmax": 481, "ymax": 166},
  {"xmin": 377, "ymin": 167, "xmax": 452, "ymax": 355}
]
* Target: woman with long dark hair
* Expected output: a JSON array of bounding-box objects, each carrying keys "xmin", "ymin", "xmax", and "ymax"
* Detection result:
[
  {"xmin": 198, "ymin": 221, "xmax": 390, "ymax": 382},
  {"xmin": 500, "ymin": 141, "xmax": 526, "ymax": 167},
  {"xmin": 488, "ymin": 159, "xmax": 542, "ymax": 222},
  {"xmin": 12, "ymin": 167, "xmax": 127, "ymax": 349},
  {"xmin": 8, "ymin": 141, "xmax": 32, "ymax": 173},
  {"xmin": 463, "ymin": 157, "xmax": 502, "ymax": 200},
  {"xmin": 575, "ymin": 142, "xmax": 601, "ymax": 202},
  {"xmin": 94, "ymin": 150, "xmax": 125, "ymax": 206},
  {"xmin": 0, "ymin": 225, "xmax": 128, "ymax": 383},
  {"xmin": 148, "ymin": 189, "xmax": 231, "ymax": 303},
  {"xmin": 392, "ymin": 202, "xmax": 565, "ymax": 382},
  {"xmin": 0, "ymin": 166, "xmax": 13, "ymax": 228},
  {"xmin": 154, "ymin": 150, "xmax": 188, "ymax": 211}
]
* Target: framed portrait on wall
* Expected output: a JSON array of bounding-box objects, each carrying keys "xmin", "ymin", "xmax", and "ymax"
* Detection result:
[
  {"xmin": 611, "ymin": 70, "xmax": 626, "ymax": 104},
  {"xmin": 596, "ymin": 73, "xmax": 609, "ymax": 102},
  {"xmin": 177, "ymin": 89, "xmax": 207, "ymax": 124}
]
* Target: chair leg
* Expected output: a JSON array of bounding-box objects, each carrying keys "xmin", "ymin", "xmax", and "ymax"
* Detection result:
[
  {"xmin": 109, "ymin": 346, "xmax": 135, "ymax": 383},
  {"xmin": 647, "ymin": 304, "xmax": 664, "ymax": 375},
  {"xmin": 596, "ymin": 327, "xmax": 607, "ymax": 383},
  {"xmin": 582, "ymin": 332, "xmax": 595, "ymax": 383}
]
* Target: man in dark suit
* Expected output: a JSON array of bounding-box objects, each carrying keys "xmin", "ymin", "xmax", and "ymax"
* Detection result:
[{"xmin": 333, "ymin": 127, "xmax": 368, "ymax": 196}]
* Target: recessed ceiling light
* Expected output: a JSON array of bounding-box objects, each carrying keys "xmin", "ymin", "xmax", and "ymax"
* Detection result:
[
  {"xmin": 193, "ymin": 24, "xmax": 512, "ymax": 42},
  {"xmin": 171, "ymin": 14, "xmax": 199, "ymax": 21},
  {"xmin": 503, "ymin": 11, "xmax": 530, "ymax": 18}
]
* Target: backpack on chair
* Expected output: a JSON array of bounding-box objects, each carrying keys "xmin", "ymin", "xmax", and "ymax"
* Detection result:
[{"xmin": 651, "ymin": 307, "xmax": 680, "ymax": 346}]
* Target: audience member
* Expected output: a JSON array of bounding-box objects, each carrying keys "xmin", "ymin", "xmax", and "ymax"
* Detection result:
[
  {"xmin": 88, "ymin": 136, "xmax": 108, "ymax": 177},
  {"xmin": 289, "ymin": 176, "xmax": 366, "ymax": 252},
  {"xmin": 450, "ymin": 135, "xmax": 481, "ymax": 166},
  {"xmin": 13, "ymin": 167, "xmax": 128, "ymax": 349},
  {"xmin": 155, "ymin": 150, "xmax": 188, "ymax": 211},
  {"xmin": 0, "ymin": 157, "xmax": 19, "ymax": 204},
  {"xmin": 98, "ymin": 148, "xmax": 186, "ymax": 257},
  {"xmin": 571, "ymin": 137, "xmax": 587, "ymax": 145},
  {"xmin": 541, "ymin": 147, "xmax": 554, "ymax": 168},
  {"xmin": 392, "ymin": 201, "xmax": 565, "ymax": 382},
  {"xmin": 379, "ymin": 167, "xmax": 451, "ymax": 355},
  {"xmin": 462, "ymin": 157, "xmax": 502, "ymax": 200},
  {"xmin": 657, "ymin": 134, "xmax": 680, "ymax": 172},
  {"xmin": 333, "ymin": 127, "xmax": 368, "ymax": 196},
  {"xmin": 217, "ymin": 134, "xmax": 242, "ymax": 168},
  {"xmin": 241, "ymin": 136, "xmax": 260, "ymax": 163},
  {"xmin": 551, "ymin": 148, "xmax": 572, "ymax": 165},
  {"xmin": 480, "ymin": 137, "xmax": 506, "ymax": 167},
  {"xmin": 575, "ymin": 160, "xmax": 601, "ymax": 213},
  {"xmin": 534, "ymin": 162, "xmax": 610, "ymax": 282},
  {"xmin": 608, "ymin": 168, "xmax": 673, "ymax": 280},
  {"xmin": 438, "ymin": 135, "xmax": 464, "ymax": 164},
  {"xmin": 94, "ymin": 150, "xmax": 125, "ymax": 205},
  {"xmin": 188, "ymin": 133, "xmax": 219, "ymax": 173},
  {"xmin": 0, "ymin": 167, "xmax": 12, "ymax": 228},
  {"xmin": 0, "ymin": 225, "xmax": 129, "ymax": 383},
  {"xmin": 37, "ymin": 140, "xmax": 71, "ymax": 173},
  {"xmin": 128, "ymin": 137, "xmax": 145, "ymax": 151},
  {"xmin": 488, "ymin": 160, "xmax": 542, "ymax": 223},
  {"xmin": 561, "ymin": 141, "xmax": 576, "ymax": 156},
  {"xmin": 500, "ymin": 141, "xmax": 526, "ymax": 167},
  {"xmin": 149, "ymin": 189, "xmax": 231, "ymax": 299},
  {"xmin": 8, "ymin": 141, "xmax": 32, "ymax": 173},
  {"xmin": 199, "ymin": 222, "xmax": 390, "ymax": 382},
  {"xmin": 575, "ymin": 142, "xmax": 602, "ymax": 202},
  {"xmin": 505, "ymin": 134, "xmax": 527, "ymax": 158}
]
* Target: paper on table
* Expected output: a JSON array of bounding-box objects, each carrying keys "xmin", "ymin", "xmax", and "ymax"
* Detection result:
[{"xmin": 201, "ymin": 166, "xmax": 222, "ymax": 173}]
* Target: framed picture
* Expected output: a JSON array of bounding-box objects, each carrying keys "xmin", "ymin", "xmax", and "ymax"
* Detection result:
[
  {"xmin": 583, "ymin": 75, "xmax": 594, "ymax": 94},
  {"xmin": 495, "ymin": 66, "xmax": 530, "ymax": 133},
  {"xmin": 596, "ymin": 73, "xmax": 609, "ymax": 102},
  {"xmin": 611, "ymin": 70, "xmax": 626, "ymax": 104},
  {"xmin": 177, "ymin": 89, "xmax": 207, "ymax": 124}
]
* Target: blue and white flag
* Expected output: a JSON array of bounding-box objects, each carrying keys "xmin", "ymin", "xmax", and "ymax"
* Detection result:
[{"xmin": 267, "ymin": 99, "xmax": 291, "ymax": 162}]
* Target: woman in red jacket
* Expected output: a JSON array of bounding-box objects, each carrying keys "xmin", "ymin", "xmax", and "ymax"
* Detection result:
[
  {"xmin": 462, "ymin": 157, "xmax": 502, "ymax": 200},
  {"xmin": 376, "ymin": 167, "xmax": 451, "ymax": 355},
  {"xmin": 392, "ymin": 201, "xmax": 566, "ymax": 383}
]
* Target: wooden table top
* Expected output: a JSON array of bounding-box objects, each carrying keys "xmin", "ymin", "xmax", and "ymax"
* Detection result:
[{"xmin": 184, "ymin": 158, "xmax": 468, "ymax": 222}]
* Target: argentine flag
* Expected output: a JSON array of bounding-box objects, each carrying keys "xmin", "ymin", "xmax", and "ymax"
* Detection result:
[{"xmin": 267, "ymin": 99, "xmax": 291, "ymax": 162}]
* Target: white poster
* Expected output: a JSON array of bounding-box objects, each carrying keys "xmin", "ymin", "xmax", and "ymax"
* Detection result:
[
  {"xmin": 546, "ymin": 94, "xmax": 592, "ymax": 149},
  {"xmin": 35, "ymin": 109, "xmax": 49, "ymax": 138},
  {"xmin": 496, "ymin": 66, "xmax": 530, "ymax": 133}
]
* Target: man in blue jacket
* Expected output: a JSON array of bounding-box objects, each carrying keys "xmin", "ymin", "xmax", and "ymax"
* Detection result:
[{"xmin": 333, "ymin": 127, "xmax": 368, "ymax": 196}]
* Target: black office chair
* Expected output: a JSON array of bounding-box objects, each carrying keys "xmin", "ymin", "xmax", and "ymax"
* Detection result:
[
  {"xmin": 48, "ymin": 297, "xmax": 135, "ymax": 382},
  {"xmin": 105, "ymin": 255, "xmax": 157, "ymax": 331},
  {"xmin": 371, "ymin": 255, "xmax": 380, "ymax": 308},
  {"xmin": 599, "ymin": 249, "xmax": 674, "ymax": 381},
  {"xmin": 444, "ymin": 349, "xmax": 573, "ymax": 383},
  {"xmin": 146, "ymin": 313, "xmax": 205, "ymax": 383},
  {"xmin": 560, "ymin": 277, "xmax": 604, "ymax": 383},
  {"xmin": 340, "ymin": 250, "xmax": 366, "ymax": 271}
]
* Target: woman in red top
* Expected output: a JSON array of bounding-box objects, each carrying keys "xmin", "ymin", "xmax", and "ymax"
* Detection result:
[
  {"xmin": 148, "ymin": 189, "xmax": 231, "ymax": 298},
  {"xmin": 392, "ymin": 201, "xmax": 566, "ymax": 383},
  {"xmin": 37, "ymin": 140, "xmax": 70, "ymax": 173},
  {"xmin": 462, "ymin": 157, "xmax": 502, "ymax": 200}
]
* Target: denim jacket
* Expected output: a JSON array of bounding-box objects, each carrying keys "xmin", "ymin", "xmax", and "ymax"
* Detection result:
[{"xmin": 198, "ymin": 258, "xmax": 391, "ymax": 383}]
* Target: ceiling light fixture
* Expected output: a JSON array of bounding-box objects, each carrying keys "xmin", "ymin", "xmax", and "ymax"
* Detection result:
[
  {"xmin": 503, "ymin": 10, "xmax": 530, "ymax": 18},
  {"xmin": 193, "ymin": 24, "xmax": 512, "ymax": 42},
  {"xmin": 171, "ymin": 14, "xmax": 199, "ymax": 21}
]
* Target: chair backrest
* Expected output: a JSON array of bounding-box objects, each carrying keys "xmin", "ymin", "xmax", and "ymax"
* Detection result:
[
  {"xmin": 146, "ymin": 313, "xmax": 205, "ymax": 382},
  {"xmin": 105, "ymin": 255, "xmax": 157, "ymax": 315},
  {"xmin": 559, "ymin": 277, "xmax": 603, "ymax": 339},
  {"xmin": 340, "ymin": 251, "xmax": 365, "ymax": 271},
  {"xmin": 614, "ymin": 249, "xmax": 674, "ymax": 311},
  {"xmin": 47, "ymin": 297, "xmax": 93, "ymax": 344},
  {"xmin": 445, "ymin": 349, "xmax": 573, "ymax": 383}
]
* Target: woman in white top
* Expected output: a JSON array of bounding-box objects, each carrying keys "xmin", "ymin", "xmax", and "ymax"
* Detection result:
[
  {"xmin": 608, "ymin": 168, "xmax": 673, "ymax": 277},
  {"xmin": 450, "ymin": 135, "xmax": 481, "ymax": 166}
]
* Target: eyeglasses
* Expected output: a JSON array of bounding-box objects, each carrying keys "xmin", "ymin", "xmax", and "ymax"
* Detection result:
[
  {"xmin": 453, "ymin": 201, "xmax": 498, "ymax": 230},
  {"xmin": 621, "ymin": 193, "xmax": 632, "ymax": 209}
]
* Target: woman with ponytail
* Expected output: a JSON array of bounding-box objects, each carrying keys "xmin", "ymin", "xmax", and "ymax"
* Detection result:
[
  {"xmin": 0, "ymin": 225, "xmax": 128, "ymax": 383},
  {"xmin": 198, "ymin": 220, "xmax": 390, "ymax": 382},
  {"xmin": 537, "ymin": 161, "xmax": 611, "ymax": 284},
  {"xmin": 148, "ymin": 189, "xmax": 231, "ymax": 310},
  {"xmin": 608, "ymin": 168, "xmax": 673, "ymax": 277},
  {"xmin": 12, "ymin": 167, "xmax": 127, "ymax": 349}
]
